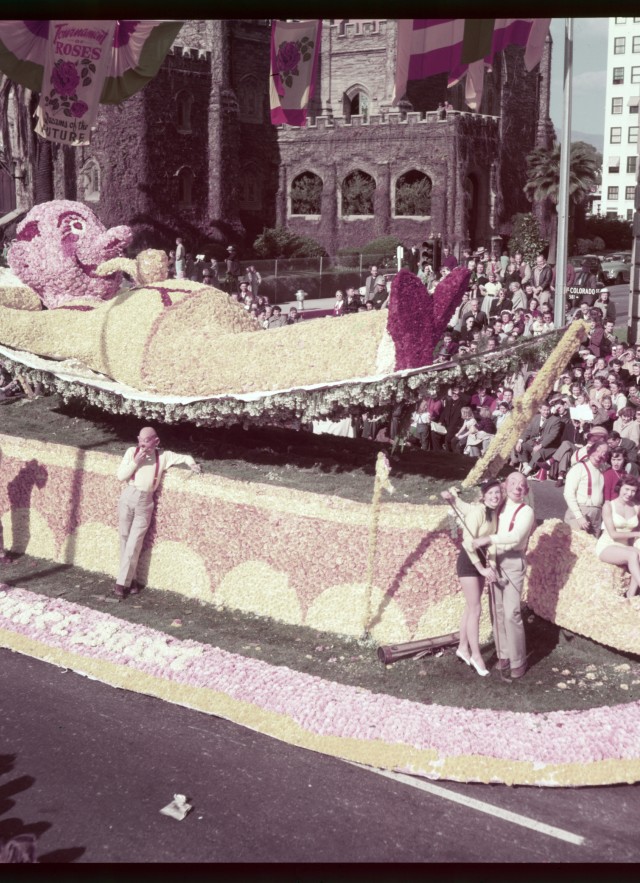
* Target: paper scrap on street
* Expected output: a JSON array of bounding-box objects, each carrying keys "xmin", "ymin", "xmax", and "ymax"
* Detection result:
[{"xmin": 159, "ymin": 794, "xmax": 193, "ymax": 821}]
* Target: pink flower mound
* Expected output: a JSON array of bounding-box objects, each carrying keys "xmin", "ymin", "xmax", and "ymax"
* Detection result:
[
  {"xmin": 388, "ymin": 267, "xmax": 471, "ymax": 370},
  {"xmin": 7, "ymin": 200, "xmax": 132, "ymax": 309}
]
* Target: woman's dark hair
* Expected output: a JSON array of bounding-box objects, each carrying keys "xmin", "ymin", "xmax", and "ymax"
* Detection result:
[
  {"xmin": 479, "ymin": 478, "xmax": 501, "ymax": 497},
  {"xmin": 614, "ymin": 473, "xmax": 640, "ymax": 498}
]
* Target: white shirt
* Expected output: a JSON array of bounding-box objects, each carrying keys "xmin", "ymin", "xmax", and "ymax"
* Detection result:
[
  {"xmin": 489, "ymin": 498, "xmax": 535, "ymax": 553},
  {"xmin": 563, "ymin": 459, "xmax": 605, "ymax": 518},
  {"xmin": 117, "ymin": 446, "xmax": 196, "ymax": 492}
]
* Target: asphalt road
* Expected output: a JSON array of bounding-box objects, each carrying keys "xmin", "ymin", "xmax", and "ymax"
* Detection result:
[{"xmin": 2, "ymin": 648, "xmax": 640, "ymax": 864}]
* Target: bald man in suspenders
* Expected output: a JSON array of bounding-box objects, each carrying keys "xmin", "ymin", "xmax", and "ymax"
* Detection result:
[
  {"xmin": 114, "ymin": 426, "xmax": 201, "ymax": 599},
  {"xmin": 473, "ymin": 471, "xmax": 535, "ymax": 679}
]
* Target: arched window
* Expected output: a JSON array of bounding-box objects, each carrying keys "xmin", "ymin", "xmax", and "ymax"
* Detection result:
[
  {"xmin": 343, "ymin": 85, "xmax": 370, "ymax": 119},
  {"xmin": 394, "ymin": 170, "xmax": 432, "ymax": 217},
  {"xmin": 290, "ymin": 171, "xmax": 322, "ymax": 215},
  {"xmin": 239, "ymin": 165, "xmax": 262, "ymax": 209},
  {"xmin": 78, "ymin": 157, "xmax": 101, "ymax": 202},
  {"xmin": 175, "ymin": 166, "xmax": 194, "ymax": 207},
  {"xmin": 341, "ymin": 170, "xmax": 375, "ymax": 216},
  {"xmin": 176, "ymin": 90, "xmax": 193, "ymax": 133},
  {"xmin": 238, "ymin": 76, "xmax": 262, "ymax": 122}
]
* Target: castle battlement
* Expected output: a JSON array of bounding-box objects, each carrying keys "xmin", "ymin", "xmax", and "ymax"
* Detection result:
[
  {"xmin": 333, "ymin": 19, "xmax": 388, "ymax": 39},
  {"xmin": 167, "ymin": 45, "xmax": 211, "ymax": 64},
  {"xmin": 282, "ymin": 110, "xmax": 500, "ymax": 131}
]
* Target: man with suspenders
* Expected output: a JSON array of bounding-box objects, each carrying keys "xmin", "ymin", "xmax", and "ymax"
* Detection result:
[
  {"xmin": 473, "ymin": 471, "xmax": 535, "ymax": 678},
  {"xmin": 562, "ymin": 437, "xmax": 609, "ymax": 536},
  {"xmin": 115, "ymin": 426, "xmax": 202, "ymax": 599}
]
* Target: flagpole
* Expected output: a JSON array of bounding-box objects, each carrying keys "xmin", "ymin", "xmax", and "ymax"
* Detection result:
[{"xmin": 554, "ymin": 17, "xmax": 573, "ymax": 329}]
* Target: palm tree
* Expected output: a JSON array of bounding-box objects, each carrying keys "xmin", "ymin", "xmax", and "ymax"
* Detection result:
[{"xmin": 523, "ymin": 141, "xmax": 599, "ymax": 263}]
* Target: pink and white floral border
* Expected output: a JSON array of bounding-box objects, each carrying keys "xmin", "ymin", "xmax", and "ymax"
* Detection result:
[{"xmin": 2, "ymin": 586, "xmax": 639, "ymax": 787}]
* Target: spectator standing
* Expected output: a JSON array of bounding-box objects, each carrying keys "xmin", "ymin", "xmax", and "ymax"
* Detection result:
[
  {"xmin": 364, "ymin": 265, "xmax": 380, "ymax": 303},
  {"xmin": 174, "ymin": 237, "xmax": 186, "ymax": 279},
  {"xmin": 245, "ymin": 265, "xmax": 262, "ymax": 299},
  {"xmin": 441, "ymin": 245, "xmax": 458, "ymax": 270},
  {"xmin": 225, "ymin": 246, "xmax": 241, "ymax": 294}
]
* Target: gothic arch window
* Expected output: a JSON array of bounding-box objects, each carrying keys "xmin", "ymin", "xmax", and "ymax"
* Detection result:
[
  {"xmin": 340, "ymin": 169, "xmax": 375, "ymax": 216},
  {"xmin": 239, "ymin": 165, "xmax": 262, "ymax": 210},
  {"xmin": 78, "ymin": 157, "xmax": 101, "ymax": 202},
  {"xmin": 343, "ymin": 85, "xmax": 370, "ymax": 119},
  {"xmin": 290, "ymin": 171, "xmax": 322, "ymax": 215},
  {"xmin": 394, "ymin": 169, "xmax": 432, "ymax": 217},
  {"xmin": 175, "ymin": 165, "xmax": 194, "ymax": 208},
  {"xmin": 176, "ymin": 90, "xmax": 193, "ymax": 133},
  {"xmin": 238, "ymin": 76, "xmax": 261, "ymax": 122}
]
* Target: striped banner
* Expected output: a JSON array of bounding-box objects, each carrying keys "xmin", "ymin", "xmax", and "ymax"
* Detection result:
[{"xmin": 394, "ymin": 18, "xmax": 551, "ymax": 110}]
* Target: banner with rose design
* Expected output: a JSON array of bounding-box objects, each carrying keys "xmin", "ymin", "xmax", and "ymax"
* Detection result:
[
  {"xmin": 34, "ymin": 21, "xmax": 116, "ymax": 146},
  {"xmin": 270, "ymin": 20, "xmax": 322, "ymax": 127}
]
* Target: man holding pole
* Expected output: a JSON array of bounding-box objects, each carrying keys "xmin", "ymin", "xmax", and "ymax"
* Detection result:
[{"xmin": 473, "ymin": 472, "xmax": 535, "ymax": 678}]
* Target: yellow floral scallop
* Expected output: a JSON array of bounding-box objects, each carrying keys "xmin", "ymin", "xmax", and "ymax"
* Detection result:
[
  {"xmin": 141, "ymin": 541, "xmax": 211, "ymax": 600},
  {"xmin": 1, "ymin": 507, "xmax": 56, "ymax": 559},
  {"xmin": 415, "ymin": 594, "xmax": 493, "ymax": 642},
  {"xmin": 306, "ymin": 583, "xmax": 410, "ymax": 642},
  {"xmin": 61, "ymin": 521, "xmax": 119, "ymax": 573},
  {"xmin": 215, "ymin": 560, "xmax": 302, "ymax": 624}
]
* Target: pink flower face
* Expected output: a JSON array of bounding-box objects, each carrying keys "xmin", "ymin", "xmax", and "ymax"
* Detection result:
[
  {"xmin": 276, "ymin": 41, "xmax": 301, "ymax": 74},
  {"xmin": 51, "ymin": 60, "xmax": 80, "ymax": 97},
  {"xmin": 8, "ymin": 200, "xmax": 133, "ymax": 309}
]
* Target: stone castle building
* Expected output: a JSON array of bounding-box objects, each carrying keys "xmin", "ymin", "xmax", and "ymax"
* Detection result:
[{"xmin": 0, "ymin": 19, "xmax": 553, "ymax": 257}]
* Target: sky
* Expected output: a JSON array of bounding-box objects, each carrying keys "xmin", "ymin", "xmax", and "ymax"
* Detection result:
[{"xmin": 549, "ymin": 17, "xmax": 608, "ymax": 149}]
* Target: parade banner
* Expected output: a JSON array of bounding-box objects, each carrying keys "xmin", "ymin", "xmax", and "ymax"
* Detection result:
[
  {"xmin": 34, "ymin": 20, "xmax": 116, "ymax": 146},
  {"xmin": 270, "ymin": 19, "xmax": 322, "ymax": 127},
  {"xmin": 393, "ymin": 18, "xmax": 551, "ymax": 107}
]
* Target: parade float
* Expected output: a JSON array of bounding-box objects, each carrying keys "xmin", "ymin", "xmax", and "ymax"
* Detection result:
[{"xmin": 0, "ymin": 200, "xmax": 639, "ymax": 787}]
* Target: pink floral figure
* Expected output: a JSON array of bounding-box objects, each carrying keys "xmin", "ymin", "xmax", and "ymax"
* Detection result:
[
  {"xmin": 51, "ymin": 60, "xmax": 79, "ymax": 97},
  {"xmin": 388, "ymin": 267, "xmax": 472, "ymax": 370},
  {"xmin": 8, "ymin": 200, "xmax": 132, "ymax": 309}
]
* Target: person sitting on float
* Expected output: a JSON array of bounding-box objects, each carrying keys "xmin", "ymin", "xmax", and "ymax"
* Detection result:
[
  {"xmin": 333, "ymin": 290, "xmax": 346, "ymax": 316},
  {"xmin": 603, "ymin": 449, "xmax": 629, "ymax": 501},
  {"xmin": 595, "ymin": 474, "xmax": 640, "ymax": 599},
  {"xmin": 440, "ymin": 480, "xmax": 502, "ymax": 676},
  {"xmin": 563, "ymin": 437, "xmax": 609, "ymax": 534}
]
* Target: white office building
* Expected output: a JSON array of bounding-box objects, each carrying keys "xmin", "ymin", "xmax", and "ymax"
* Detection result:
[{"xmin": 601, "ymin": 16, "xmax": 640, "ymax": 221}]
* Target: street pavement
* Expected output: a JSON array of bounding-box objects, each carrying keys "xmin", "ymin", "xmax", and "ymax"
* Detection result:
[{"xmin": 3, "ymin": 648, "xmax": 640, "ymax": 864}]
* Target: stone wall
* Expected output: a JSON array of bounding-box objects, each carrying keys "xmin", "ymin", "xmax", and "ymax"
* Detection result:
[{"xmin": 277, "ymin": 111, "xmax": 500, "ymax": 255}]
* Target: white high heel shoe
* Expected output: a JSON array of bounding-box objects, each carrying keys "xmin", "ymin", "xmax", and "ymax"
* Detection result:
[
  {"xmin": 456, "ymin": 647, "xmax": 471, "ymax": 665},
  {"xmin": 470, "ymin": 656, "xmax": 490, "ymax": 677}
]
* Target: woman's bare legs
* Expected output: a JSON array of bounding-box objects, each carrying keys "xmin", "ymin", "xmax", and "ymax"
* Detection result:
[
  {"xmin": 599, "ymin": 546, "xmax": 640, "ymax": 598},
  {"xmin": 459, "ymin": 575, "xmax": 486, "ymax": 666}
]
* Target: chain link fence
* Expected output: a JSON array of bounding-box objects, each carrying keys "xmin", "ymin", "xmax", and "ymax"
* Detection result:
[{"xmin": 236, "ymin": 252, "xmax": 399, "ymax": 304}]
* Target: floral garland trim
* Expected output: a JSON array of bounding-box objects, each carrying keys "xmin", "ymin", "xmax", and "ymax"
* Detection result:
[
  {"xmin": 1, "ymin": 333, "xmax": 563, "ymax": 429},
  {"xmin": 1, "ymin": 587, "xmax": 639, "ymax": 787}
]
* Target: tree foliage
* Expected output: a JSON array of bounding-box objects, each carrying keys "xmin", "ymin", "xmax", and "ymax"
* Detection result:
[
  {"xmin": 290, "ymin": 172, "xmax": 322, "ymax": 215},
  {"xmin": 341, "ymin": 171, "xmax": 375, "ymax": 215},
  {"xmin": 395, "ymin": 171, "xmax": 432, "ymax": 216},
  {"xmin": 582, "ymin": 216, "xmax": 633, "ymax": 250},
  {"xmin": 507, "ymin": 213, "xmax": 548, "ymax": 264},
  {"xmin": 523, "ymin": 141, "xmax": 599, "ymax": 207},
  {"xmin": 253, "ymin": 226, "xmax": 327, "ymax": 259}
]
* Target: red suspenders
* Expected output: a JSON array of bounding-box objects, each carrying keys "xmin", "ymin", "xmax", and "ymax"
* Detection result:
[{"xmin": 580, "ymin": 460, "xmax": 592, "ymax": 497}]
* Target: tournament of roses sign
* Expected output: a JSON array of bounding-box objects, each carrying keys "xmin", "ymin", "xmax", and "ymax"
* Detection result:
[{"xmin": 34, "ymin": 20, "xmax": 116, "ymax": 146}]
